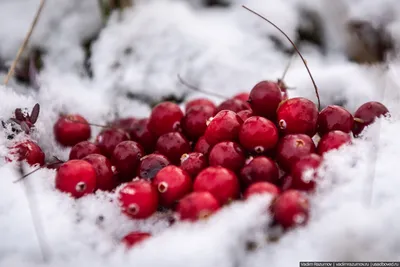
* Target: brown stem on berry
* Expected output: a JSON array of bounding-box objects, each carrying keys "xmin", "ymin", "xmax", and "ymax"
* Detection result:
[
  {"xmin": 354, "ymin": 117, "xmax": 365, "ymax": 123},
  {"xmin": 13, "ymin": 156, "xmax": 64, "ymax": 183},
  {"xmin": 4, "ymin": 0, "xmax": 46, "ymax": 86},
  {"xmin": 177, "ymin": 74, "xmax": 228, "ymax": 100},
  {"xmin": 242, "ymin": 5, "xmax": 321, "ymax": 110}
]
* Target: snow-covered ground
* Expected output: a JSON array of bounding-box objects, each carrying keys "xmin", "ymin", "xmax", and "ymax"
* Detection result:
[{"xmin": 1, "ymin": 0, "xmax": 400, "ymax": 266}]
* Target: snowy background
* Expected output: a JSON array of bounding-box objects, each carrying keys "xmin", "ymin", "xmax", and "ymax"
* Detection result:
[{"xmin": 1, "ymin": 0, "xmax": 400, "ymax": 266}]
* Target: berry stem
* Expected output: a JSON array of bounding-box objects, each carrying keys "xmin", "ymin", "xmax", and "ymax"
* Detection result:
[
  {"xmin": 65, "ymin": 118, "xmax": 112, "ymax": 129},
  {"xmin": 14, "ymin": 156, "xmax": 64, "ymax": 183},
  {"xmin": 177, "ymin": 74, "xmax": 228, "ymax": 100},
  {"xmin": 242, "ymin": 5, "xmax": 321, "ymax": 110}
]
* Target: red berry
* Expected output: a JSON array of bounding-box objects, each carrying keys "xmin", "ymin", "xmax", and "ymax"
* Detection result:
[
  {"xmin": 215, "ymin": 99, "xmax": 250, "ymax": 115},
  {"xmin": 69, "ymin": 141, "xmax": 101, "ymax": 160},
  {"xmin": 122, "ymin": 232, "xmax": 151, "ymax": 248},
  {"xmin": 152, "ymin": 166, "xmax": 192, "ymax": 208},
  {"xmin": 209, "ymin": 141, "xmax": 246, "ymax": 173},
  {"xmin": 118, "ymin": 180, "xmax": 159, "ymax": 219},
  {"xmin": 185, "ymin": 98, "xmax": 216, "ymax": 113},
  {"xmin": 239, "ymin": 116, "xmax": 279, "ymax": 153},
  {"xmin": 110, "ymin": 117, "xmax": 137, "ymax": 131},
  {"xmin": 204, "ymin": 110, "xmax": 243, "ymax": 146},
  {"xmin": 83, "ymin": 154, "xmax": 116, "ymax": 191},
  {"xmin": 353, "ymin": 101, "xmax": 389, "ymax": 136},
  {"xmin": 55, "ymin": 160, "xmax": 97, "ymax": 198},
  {"xmin": 54, "ymin": 114, "xmax": 91, "ymax": 147},
  {"xmin": 111, "ymin": 141, "xmax": 144, "ymax": 180},
  {"xmin": 95, "ymin": 129, "xmax": 130, "ymax": 158},
  {"xmin": 7, "ymin": 140, "xmax": 45, "ymax": 166},
  {"xmin": 317, "ymin": 130, "xmax": 351, "ymax": 155},
  {"xmin": 248, "ymin": 81, "xmax": 282, "ymax": 120},
  {"xmin": 291, "ymin": 153, "xmax": 322, "ymax": 192},
  {"xmin": 129, "ymin": 118, "xmax": 157, "ymax": 154},
  {"xmin": 239, "ymin": 156, "xmax": 279, "ymax": 187},
  {"xmin": 277, "ymin": 97, "xmax": 318, "ymax": 137},
  {"xmin": 272, "ymin": 189, "xmax": 309, "ymax": 229},
  {"xmin": 233, "ymin": 92, "xmax": 250, "ymax": 102},
  {"xmin": 194, "ymin": 136, "xmax": 211, "ymax": 157},
  {"xmin": 181, "ymin": 105, "xmax": 214, "ymax": 140},
  {"xmin": 276, "ymin": 134, "xmax": 316, "ymax": 172},
  {"xmin": 193, "ymin": 166, "xmax": 240, "ymax": 205},
  {"xmin": 180, "ymin": 152, "xmax": 207, "ymax": 178},
  {"xmin": 176, "ymin": 191, "xmax": 220, "ymax": 221},
  {"xmin": 155, "ymin": 132, "xmax": 191, "ymax": 164},
  {"xmin": 317, "ymin": 105, "xmax": 353, "ymax": 136},
  {"xmin": 148, "ymin": 102, "xmax": 183, "ymax": 137},
  {"xmin": 277, "ymin": 174, "xmax": 293, "ymax": 191},
  {"xmin": 137, "ymin": 153, "xmax": 170, "ymax": 180},
  {"xmin": 237, "ymin": 110, "xmax": 253, "ymax": 122},
  {"xmin": 243, "ymin": 182, "xmax": 280, "ymax": 199}
]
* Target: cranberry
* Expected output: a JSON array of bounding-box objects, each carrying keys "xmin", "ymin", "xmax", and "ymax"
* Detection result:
[
  {"xmin": 152, "ymin": 166, "xmax": 192, "ymax": 208},
  {"xmin": 272, "ymin": 190, "xmax": 309, "ymax": 229},
  {"xmin": 209, "ymin": 141, "xmax": 246, "ymax": 173},
  {"xmin": 194, "ymin": 166, "xmax": 240, "ymax": 205},
  {"xmin": 155, "ymin": 132, "xmax": 191, "ymax": 164},
  {"xmin": 239, "ymin": 156, "xmax": 279, "ymax": 187},
  {"xmin": 317, "ymin": 130, "xmax": 351, "ymax": 155},
  {"xmin": 237, "ymin": 110, "xmax": 253, "ymax": 122},
  {"xmin": 317, "ymin": 105, "xmax": 353, "ymax": 136},
  {"xmin": 148, "ymin": 102, "xmax": 183, "ymax": 137},
  {"xmin": 194, "ymin": 136, "xmax": 211, "ymax": 157},
  {"xmin": 248, "ymin": 81, "xmax": 282, "ymax": 120},
  {"xmin": 185, "ymin": 98, "xmax": 216, "ymax": 113},
  {"xmin": 53, "ymin": 114, "xmax": 91, "ymax": 147},
  {"xmin": 233, "ymin": 92, "xmax": 250, "ymax": 102},
  {"xmin": 277, "ymin": 97, "xmax": 318, "ymax": 137},
  {"xmin": 129, "ymin": 118, "xmax": 157, "ymax": 154},
  {"xmin": 137, "ymin": 153, "xmax": 170, "ymax": 180},
  {"xmin": 181, "ymin": 105, "xmax": 214, "ymax": 140},
  {"xmin": 239, "ymin": 116, "xmax": 279, "ymax": 153},
  {"xmin": 122, "ymin": 232, "xmax": 151, "ymax": 248},
  {"xmin": 69, "ymin": 141, "xmax": 101, "ymax": 160},
  {"xmin": 180, "ymin": 152, "xmax": 207, "ymax": 178},
  {"xmin": 277, "ymin": 174, "xmax": 293, "ymax": 191},
  {"xmin": 110, "ymin": 117, "xmax": 137, "ymax": 131},
  {"xmin": 55, "ymin": 160, "xmax": 97, "ymax": 198},
  {"xmin": 215, "ymin": 99, "xmax": 250, "ymax": 115},
  {"xmin": 176, "ymin": 191, "xmax": 220, "ymax": 221},
  {"xmin": 7, "ymin": 140, "xmax": 45, "ymax": 166},
  {"xmin": 276, "ymin": 134, "xmax": 316, "ymax": 172},
  {"xmin": 95, "ymin": 129, "xmax": 129, "ymax": 158},
  {"xmin": 277, "ymin": 80, "xmax": 289, "ymax": 100},
  {"xmin": 243, "ymin": 182, "xmax": 280, "ymax": 200},
  {"xmin": 353, "ymin": 101, "xmax": 389, "ymax": 136},
  {"xmin": 83, "ymin": 154, "xmax": 116, "ymax": 191},
  {"xmin": 111, "ymin": 141, "xmax": 144, "ymax": 180},
  {"xmin": 291, "ymin": 153, "xmax": 322, "ymax": 192},
  {"xmin": 204, "ymin": 110, "xmax": 243, "ymax": 146},
  {"xmin": 118, "ymin": 180, "xmax": 159, "ymax": 219}
]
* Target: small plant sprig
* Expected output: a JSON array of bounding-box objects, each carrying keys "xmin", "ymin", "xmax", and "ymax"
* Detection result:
[{"xmin": 5, "ymin": 103, "xmax": 40, "ymax": 134}]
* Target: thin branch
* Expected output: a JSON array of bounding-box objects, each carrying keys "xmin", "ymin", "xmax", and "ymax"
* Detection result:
[
  {"xmin": 177, "ymin": 74, "xmax": 227, "ymax": 100},
  {"xmin": 280, "ymin": 53, "xmax": 296, "ymax": 82}
]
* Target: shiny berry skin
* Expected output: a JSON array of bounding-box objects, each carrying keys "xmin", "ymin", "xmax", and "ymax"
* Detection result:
[
  {"xmin": 83, "ymin": 154, "xmax": 116, "ymax": 191},
  {"xmin": 129, "ymin": 118, "xmax": 157, "ymax": 154},
  {"xmin": 243, "ymin": 182, "xmax": 280, "ymax": 200},
  {"xmin": 55, "ymin": 160, "xmax": 97, "ymax": 198},
  {"xmin": 237, "ymin": 110, "xmax": 253, "ymax": 122},
  {"xmin": 112, "ymin": 141, "xmax": 144, "ymax": 180},
  {"xmin": 248, "ymin": 81, "xmax": 282, "ymax": 120},
  {"xmin": 239, "ymin": 156, "xmax": 279, "ymax": 187},
  {"xmin": 69, "ymin": 141, "xmax": 101, "ymax": 160},
  {"xmin": 95, "ymin": 129, "xmax": 129, "ymax": 158},
  {"xmin": 137, "ymin": 153, "xmax": 170, "ymax": 180},
  {"xmin": 317, "ymin": 130, "xmax": 351, "ymax": 155},
  {"xmin": 185, "ymin": 98, "xmax": 216, "ymax": 113},
  {"xmin": 193, "ymin": 166, "xmax": 240, "ymax": 205},
  {"xmin": 194, "ymin": 136, "xmax": 211, "ymax": 157},
  {"xmin": 233, "ymin": 92, "xmax": 250, "ymax": 102},
  {"xmin": 204, "ymin": 110, "xmax": 243, "ymax": 146},
  {"xmin": 276, "ymin": 134, "xmax": 316, "ymax": 172},
  {"xmin": 209, "ymin": 141, "xmax": 246, "ymax": 173},
  {"xmin": 122, "ymin": 232, "xmax": 151, "ymax": 248},
  {"xmin": 239, "ymin": 116, "xmax": 279, "ymax": 153},
  {"xmin": 181, "ymin": 105, "xmax": 214, "ymax": 140},
  {"xmin": 277, "ymin": 97, "xmax": 318, "ymax": 137},
  {"xmin": 215, "ymin": 99, "xmax": 250, "ymax": 115},
  {"xmin": 148, "ymin": 102, "xmax": 183, "ymax": 137},
  {"xmin": 291, "ymin": 153, "xmax": 322, "ymax": 192},
  {"xmin": 156, "ymin": 132, "xmax": 191, "ymax": 164},
  {"xmin": 7, "ymin": 140, "xmax": 45, "ymax": 166},
  {"xmin": 317, "ymin": 105, "xmax": 353, "ymax": 136},
  {"xmin": 180, "ymin": 152, "xmax": 207, "ymax": 178},
  {"xmin": 54, "ymin": 114, "xmax": 91, "ymax": 147},
  {"xmin": 272, "ymin": 189, "xmax": 309, "ymax": 229},
  {"xmin": 118, "ymin": 180, "xmax": 159, "ymax": 219},
  {"xmin": 353, "ymin": 101, "xmax": 389, "ymax": 136},
  {"xmin": 176, "ymin": 191, "xmax": 220, "ymax": 221},
  {"xmin": 152, "ymin": 166, "xmax": 192, "ymax": 208}
]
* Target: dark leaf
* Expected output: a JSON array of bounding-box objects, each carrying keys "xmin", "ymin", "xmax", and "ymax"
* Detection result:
[
  {"xmin": 20, "ymin": 121, "xmax": 30, "ymax": 134},
  {"xmin": 15, "ymin": 108, "xmax": 25, "ymax": 121},
  {"xmin": 9, "ymin": 118, "xmax": 22, "ymax": 125},
  {"xmin": 30, "ymin": 103, "xmax": 40, "ymax": 124}
]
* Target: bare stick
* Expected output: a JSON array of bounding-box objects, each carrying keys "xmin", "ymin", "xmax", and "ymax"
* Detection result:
[
  {"xmin": 65, "ymin": 118, "xmax": 111, "ymax": 129},
  {"xmin": 177, "ymin": 74, "xmax": 227, "ymax": 100},
  {"xmin": 242, "ymin": 5, "xmax": 321, "ymax": 110},
  {"xmin": 14, "ymin": 157, "xmax": 64, "ymax": 183},
  {"xmin": 4, "ymin": 0, "xmax": 46, "ymax": 86}
]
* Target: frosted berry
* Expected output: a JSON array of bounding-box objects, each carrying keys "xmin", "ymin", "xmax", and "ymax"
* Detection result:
[
  {"xmin": 194, "ymin": 136, "xmax": 211, "ymax": 157},
  {"xmin": 155, "ymin": 132, "xmax": 191, "ymax": 164},
  {"xmin": 272, "ymin": 190, "xmax": 309, "ymax": 229},
  {"xmin": 204, "ymin": 110, "xmax": 243, "ymax": 146},
  {"xmin": 111, "ymin": 141, "xmax": 144, "ymax": 180},
  {"xmin": 148, "ymin": 102, "xmax": 183, "ymax": 137},
  {"xmin": 180, "ymin": 152, "xmax": 207, "ymax": 178},
  {"xmin": 129, "ymin": 118, "xmax": 157, "ymax": 154},
  {"xmin": 122, "ymin": 232, "xmax": 151, "ymax": 248},
  {"xmin": 69, "ymin": 141, "xmax": 101, "ymax": 160},
  {"xmin": 317, "ymin": 105, "xmax": 353, "ymax": 136},
  {"xmin": 176, "ymin": 191, "xmax": 220, "ymax": 221},
  {"xmin": 7, "ymin": 140, "xmax": 45, "ymax": 166},
  {"xmin": 240, "ymin": 156, "xmax": 279, "ymax": 187},
  {"xmin": 291, "ymin": 153, "xmax": 322, "ymax": 192},
  {"xmin": 185, "ymin": 98, "xmax": 216, "ymax": 113},
  {"xmin": 83, "ymin": 154, "xmax": 116, "ymax": 191},
  {"xmin": 248, "ymin": 81, "xmax": 282, "ymax": 120},
  {"xmin": 55, "ymin": 160, "xmax": 97, "ymax": 198},
  {"xmin": 353, "ymin": 101, "xmax": 389, "ymax": 136},
  {"xmin": 243, "ymin": 182, "xmax": 280, "ymax": 200},
  {"xmin": 181, "ymin": 105, "xmax": 214, "ymax": 140},
  {"xmin": 95, "ymin": 129, "xmax": 129, "ymax": 158},
  {"xmin": 137, "ymin": 153, "xmax": 170, "ymax": 180},
  {"xmin": 54, "ymin": 114, "xmax": 91, "ymax": 146},
  {"xmin": 209, "ymin": 141, "xmax": 246, "ymax": 173},
  {"xmin": 215, "ymin": 98, "xmax": 250, "ymax": 115},
  {"xmin": 317, "ymin": 130, "xmax": 351, "ymax": 155}
]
